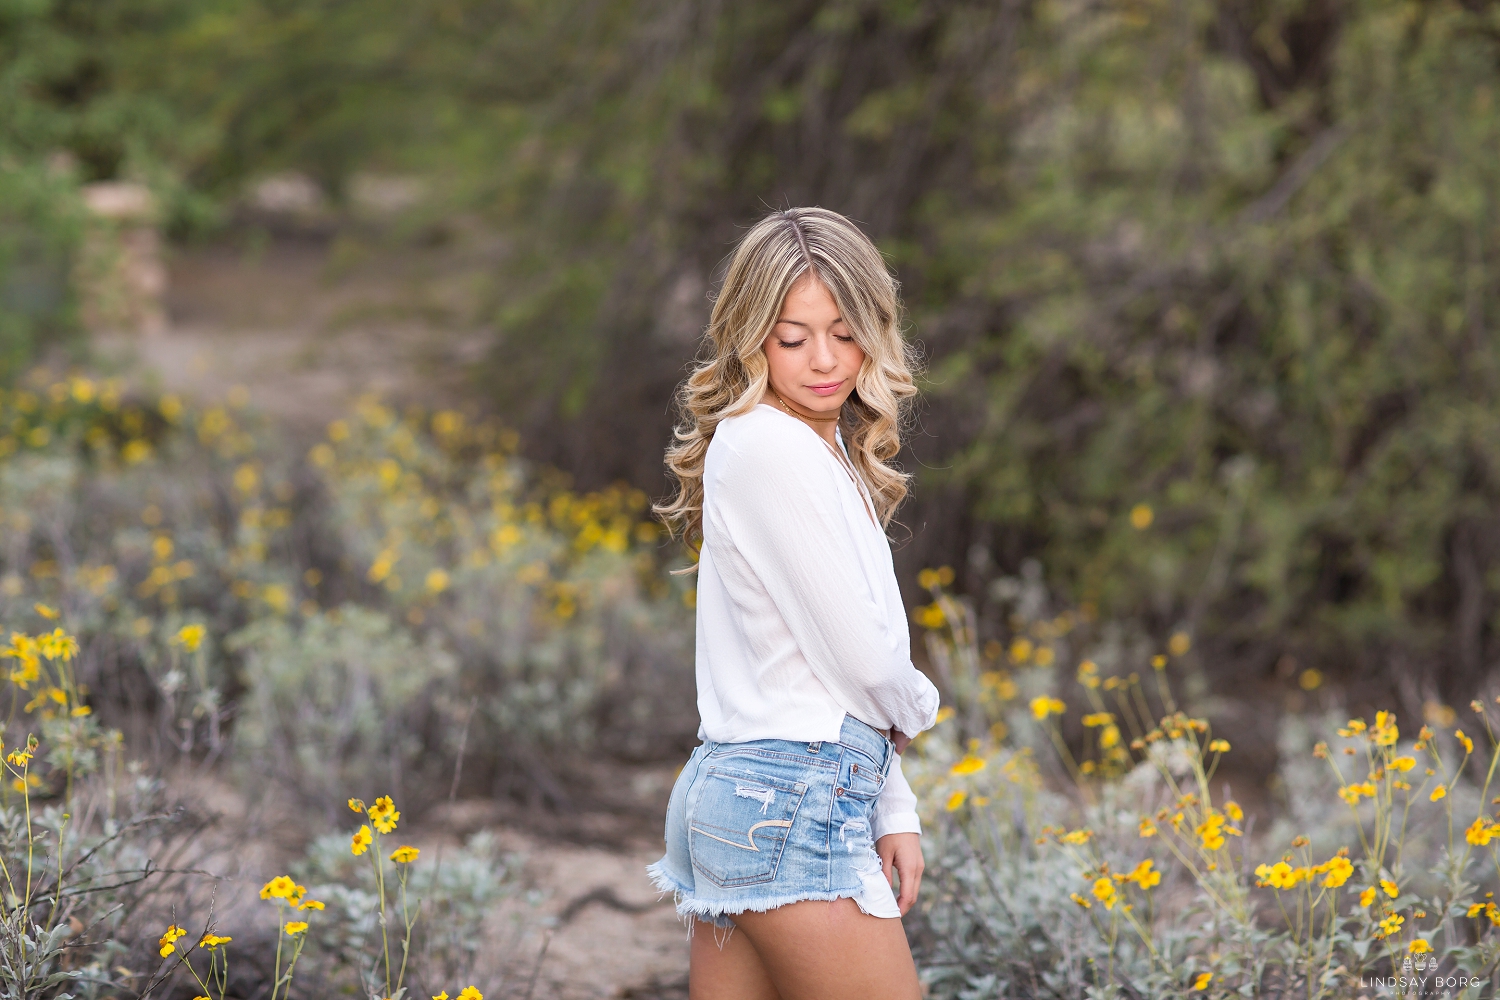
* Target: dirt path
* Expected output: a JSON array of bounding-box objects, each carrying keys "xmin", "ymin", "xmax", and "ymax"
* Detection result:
[
  {"xmin": 94, "ymin": 235, "xmax": 491, "ymax": 429},
  {"xmin": 100, "ymin": 234, "xmax": 692, "ymax": 999},
  {"xmin": 490, "ymin": 828, "xmax": 689, "ymax": 1000}
]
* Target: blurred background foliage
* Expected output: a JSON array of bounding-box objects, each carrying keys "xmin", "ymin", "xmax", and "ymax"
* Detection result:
[{"xmin": 4, "ymin": 0, "xmax": 1500, "ymax": 717}]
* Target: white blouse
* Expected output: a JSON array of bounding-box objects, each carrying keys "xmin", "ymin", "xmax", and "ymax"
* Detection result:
[{"xmin": 694, "ymin": 403, "xmax": 941, "ymax": 838}]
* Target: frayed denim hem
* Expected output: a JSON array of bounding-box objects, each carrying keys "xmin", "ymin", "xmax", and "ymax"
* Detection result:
[{"xmin": 645, "ymin": 858, "xmax": 893, "ymax": 942}]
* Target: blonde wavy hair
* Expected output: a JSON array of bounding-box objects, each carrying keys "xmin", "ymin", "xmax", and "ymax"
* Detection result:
[{"xmin": 656, "ymin": 206, "xmax": 919, "ymax": 547}]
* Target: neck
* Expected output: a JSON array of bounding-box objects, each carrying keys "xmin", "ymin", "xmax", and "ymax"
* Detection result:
[{"xmin": 767, "ymin": 387, "xmax": 840, "ymax": 444}]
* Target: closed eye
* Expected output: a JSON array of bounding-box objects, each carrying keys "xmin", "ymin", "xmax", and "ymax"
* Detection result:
[{"xmin": 776, "ymin": 339, "xmax": 805, "ymax": 349}]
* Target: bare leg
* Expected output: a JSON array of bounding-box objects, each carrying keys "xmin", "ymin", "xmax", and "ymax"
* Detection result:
[
  {"xmin": 728, "ymin": 898, "xmax": 921, "ymax": 1000},
  {"xmin": 689, "ymin": 919, "xmax": 781, "ymax": 1000}
]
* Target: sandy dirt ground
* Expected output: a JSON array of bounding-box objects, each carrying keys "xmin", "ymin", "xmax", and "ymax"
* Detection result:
[
  {"xmin": 94, "ymin": 235, "xmax": 492, "ymax": 431},
  {"xmin": 98, "ymin": 233, "xmax": 693, "ymax": 999}
]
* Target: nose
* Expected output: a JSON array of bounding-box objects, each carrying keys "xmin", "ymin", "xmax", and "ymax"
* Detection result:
[{"xmin": 809, "ymin": 334, "xmax": 836, "ymax": 373}]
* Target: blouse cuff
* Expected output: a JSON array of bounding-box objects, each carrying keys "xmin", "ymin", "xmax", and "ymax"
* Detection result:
[{"xmin": 873, "ymin": 810, "xmax": 922, "ymax": 840}]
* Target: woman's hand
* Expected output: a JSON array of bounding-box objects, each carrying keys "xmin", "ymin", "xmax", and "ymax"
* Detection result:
[
  {"xmin": 875, "ymin": 832, "xmax": 924, "ymax": 915},
  {"xmin": 891, "ymin": 729, "xmax": 912, "ymax": 754}
]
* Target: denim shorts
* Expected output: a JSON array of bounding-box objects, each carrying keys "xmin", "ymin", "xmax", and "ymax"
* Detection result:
[{"xmin": 645, "ymin": 715, "xmax": 901, "ymax": 929}]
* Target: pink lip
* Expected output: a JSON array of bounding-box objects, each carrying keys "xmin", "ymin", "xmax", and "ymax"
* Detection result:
[{"xmin": 807, "ymin": 381, "xmax": 844, "ymax": 396}]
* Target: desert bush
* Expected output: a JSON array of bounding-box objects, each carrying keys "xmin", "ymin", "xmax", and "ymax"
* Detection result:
[
  {"xmin": 0, "ymin": 369, "xmax": 683, "ymax": 988},
  {"xmin": 907, "ymin": 568, "xmax": 1500, "ymax": 999},
  {"xmin": 0, "ymin": 371, "xmax": 693, "ymax": 809},
  {"xmin": 229, "ymin": 606, "xmax": 455, "ymax": 812}
]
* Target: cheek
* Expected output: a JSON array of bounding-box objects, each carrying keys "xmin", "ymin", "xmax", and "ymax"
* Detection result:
[
  {"xmin": 762, "ymin": 339, "xmax": 797, "ymax": 382},
  {"xmin": 842, "ymin": 341, "xmax": 867, "ymax": 372}
]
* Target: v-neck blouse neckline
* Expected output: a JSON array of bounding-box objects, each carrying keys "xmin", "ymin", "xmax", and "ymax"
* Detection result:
[{"xmin": 756, "ymin": 403, "xmax": 877, "ymax": 528}]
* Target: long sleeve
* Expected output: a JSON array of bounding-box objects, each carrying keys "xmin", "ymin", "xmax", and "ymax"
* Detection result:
[
  {"xmin": 872, "ymin": 753, "xmax": 921, "ymax": 839},
  {"xmin": 706, "ymin": 419, "xmax": 940, "ymax": 739}
]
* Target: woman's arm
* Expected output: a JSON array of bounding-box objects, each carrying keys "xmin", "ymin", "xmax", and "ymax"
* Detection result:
[
  {"xmin": 871, "ymin": 752, "xmax": 920, "ymax": 839},
  {"xmin": 709, "ymin": 427, "xmax": 940, "ymax": 738},
  {"xmin": 874, "ymin": 755, "xmax": 924, "ymax": 915}
]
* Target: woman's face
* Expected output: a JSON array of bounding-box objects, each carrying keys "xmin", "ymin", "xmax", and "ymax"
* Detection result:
[{"xmin": 762, "ymin": 273, "xmax": 865, "ymax": 416}]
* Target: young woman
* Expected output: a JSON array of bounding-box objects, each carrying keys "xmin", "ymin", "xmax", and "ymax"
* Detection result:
[{"xmin": 648, "ymin": 207, "xmax": 939, "ymax": 1000}]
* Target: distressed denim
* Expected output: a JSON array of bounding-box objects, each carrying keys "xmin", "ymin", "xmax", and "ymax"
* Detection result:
[{"xmin": 646, "ymin": 715, "xmax": 901, "ymax": 928}]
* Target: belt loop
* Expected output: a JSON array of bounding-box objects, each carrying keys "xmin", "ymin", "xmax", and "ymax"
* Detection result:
[{"xmin": 807, "ymin": 741, "xmax": 822, "ymax": 754}]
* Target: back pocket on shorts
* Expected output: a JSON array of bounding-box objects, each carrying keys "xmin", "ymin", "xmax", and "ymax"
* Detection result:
[{"xmin": 688, "ymin": 765, "xmax": 808, "ymax": 888}]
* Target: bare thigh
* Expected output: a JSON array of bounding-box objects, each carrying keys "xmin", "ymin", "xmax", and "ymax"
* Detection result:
[
  {"xmin": 691, "ymin": 899, "xmax": 920, "ymax": 1000},
  {"xmin": 690, "ymin": 920, "xmax": 780, "ymax": 1000}
]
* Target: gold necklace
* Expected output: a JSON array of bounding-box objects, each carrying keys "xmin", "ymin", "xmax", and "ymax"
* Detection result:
[
  {"xmin": 770, "ymin": 386, "xmax": 839, "ymax": 423},
  {"xmin": 768, "ymin": 387, "xmax": 876, "ymax": 526}
]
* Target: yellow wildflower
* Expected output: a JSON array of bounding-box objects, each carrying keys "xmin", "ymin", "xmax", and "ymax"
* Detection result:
[
  {"xmin": 284, "ymin": 921, "xmax": 309, "ymax": 935},
  {"xmin": 1457, "ymin": 729, "xmax": 1475, "ymax": 754},
  {"xmin": 1197, "ymin": 813, "xmax": 1227, "ymax": 851},
  {"xmin": 36, "ymin": 628, "xmax": 77, "ymax": 662},
  {"xmin": 457, "ymin": 988, "xmax": 483, "ymax": 1000},
  {"xmin": 352, "ymin": 825, "xmax": 373, "ymax": 855},
  {"xmin": 369, "ymin": 794, "xmax": 401, "ymax": 833},
  {"xmin": 1208, "ymin": 739, "xmax": 1230, "ymax": 753},
  {"xmin": 949, "ymin": 756, "xmax": 986, "ymax": 776},
  {"xmin": 1138, "ymin": 817, "xmax": 1157, "ymax": 838},
  {"xmin": 914, "ymin": 604, "xmax": 945, "ymax": 630},
  {"xmin": 260, "ymin": 875, "xmax": 296, "ymax": 899},
  {"xmin": 1081, "ymin": 713, "xmax": 1113, "ymax": 728},
  {"xmin": 1169, "ymin": 632, "xmax": 1191, "ymax": 656},
  {"xmin": 1376, "ymin": 913, "xmax": 1404, "ymax": 938},
  {"xmin": 1465, "ymin": 818, "xmax": 1495, "ymax": 846},
  {"xmin": 433, "ymin": 994, "xmax": 451, "ymax": 1000},
  {"xmin": 297, "ymin": 899, "xmax": 325, "ymax": 911},
  {"xmin": 944, "ymin": 791, "xmax": 967, "ymax": 811},
  {"xmin": 1431, "ymin": 784, "xmax": 1447, "ymax": 801},
  {"xmin": 5, "ymin": 747, "xmax": 32, "ymax": 767},
  {"xmin": 33, "ymin": 604, "xmax": 57, "ymax": 620},
  {"xmin": 1381, "ymin": 878, "xmax": 1399, "ymax": 898},
  {"xmin": 199, "ymin": 934, "xmax": 232, "ymax": 949},
  {"xmin": 1069, "ymin": 892, "xmax": 1091, "ymax": 909},
  {"xmin": 1030, "ymin": 696, "xmax": 1065, "ymax": 720},
  {"xmin": 1193, "ymin": 973, "xmax": 1212, "ymax": 991},
  {"xmin": 1359, "ymin": 887, "xmax": 1376, "ymax": 907},
  {"xmin": 1224, "ymin": 800, "xmax": 1243, "ymax": 821},
  {"xmin": 1060, "ymin": 828, "xmax": 1092, "ymax": 845},
  {"xmin": 1124, "ymin": 859, "xmax": 1160, "ymax": 889},
  {"xmin": 391, "ymin": 845, "xmax": 420, "ymax": 863},
  {"xmin": 348, "ymin": 797, "xmax": 366, "ymax": 813},
  {"xmin": 1391, "ymin": 756, "xmax": 1416, "ymax": 772},
  {"xmin": 1409, "ymin": 939, "xmax": 1432, "ymax": 954},
  {"xmin": 172, "ymin": 624, "xmax": 206, "ymax": 651},
  {"xmin": 1129, "ymin": 504, "xmax": 1153, "ymax": 529},
  {"xmin": 1320, "ymin": 856, "xmax": 1354, "ymax": 888},
  {"xmin": 934, "ymin": 707, "xmax": 955, "ymax": 724},
  {"xmin": 1091, "ymin": 877, "xmax": 1118, "ymax": 910},
  {"xmin": 158, "ymin": 924, "xmax": 187, "ymax": 957},
  {"xmin": 1373, "ymin": 711, "xmax": 1398, "ymax": 746},
  {"xmin": 1255, "ymin": 861, "xmax": 1301, "ymax": 890},
  {"xmin": 426, "ymin": 568, "xmax": 451, "ymax": 594}
]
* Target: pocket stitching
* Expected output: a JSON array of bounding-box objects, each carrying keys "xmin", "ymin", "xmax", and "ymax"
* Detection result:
[{"xmin": 689, "ymin": 770, "xmax": 808, "ymax": 888}]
